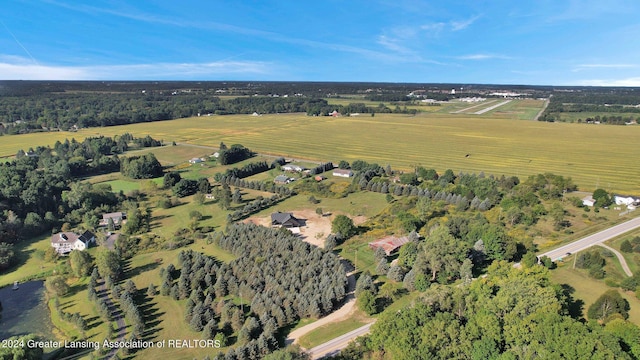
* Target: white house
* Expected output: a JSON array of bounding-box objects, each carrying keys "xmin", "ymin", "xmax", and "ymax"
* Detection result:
[
  {"xmin": 51, "ymin": 230, "xmax": 95, "ymax": 255},
  {"xmin": 282, "ymin": 164, "xmax": 305, "ymax": 172},
  {"xmin": 189, "ymin": 157, "xmax": 203, "ymax": 164},
  {"xmin": 333, "ymin": 169, "xmax": 354, "ymax": 178},
  {"xmin": 614, "ymin": 195, "xmax": 639, "ymax": 210},
  {"xmin": 614, "ymin": 196, "xmax": 636, "ymax": 206},
  {"xmin": 582, "ymin": 196, "xmax": 596, "ymax": 207}
]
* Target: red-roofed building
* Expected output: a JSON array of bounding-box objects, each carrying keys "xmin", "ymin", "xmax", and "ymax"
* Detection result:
[{"xmin": 368, "ymin": 235, "xmax": 410, "ymax": 256}]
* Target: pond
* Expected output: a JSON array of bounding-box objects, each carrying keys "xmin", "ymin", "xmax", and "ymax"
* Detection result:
[{"xmin": 0, "ymin": 280, "xmax": 57, "ymax": 342}]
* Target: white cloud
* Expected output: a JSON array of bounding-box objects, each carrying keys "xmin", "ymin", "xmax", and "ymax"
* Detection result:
[
  {"xmin": 456, "ymin": 54, "xmax": 511, "ymax": 60},
  {"xmin": 450, "ymin": 15, "xmax": 481, "ymax": 31},
  {"xmin": 579, "ymin": 77, "xmax": 640, "ymax": 86},
  {"xmin": 572, "ymin": 64, "xmax": 637, "ymax": 72},
  {"xmin": 377, "ymin": 35, "xmax": 412, "ymax": 54},
  {"xmin": 0, "ymin": 56, "xmax": 271, "ymax": 80}
]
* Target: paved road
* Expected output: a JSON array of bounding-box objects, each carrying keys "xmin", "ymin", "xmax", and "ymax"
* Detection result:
[
  {"xmin": 307, "ymin": 322, "xmax": 376, "ymax": 359},
  {"xmin": 286, "ymin": 271, "xmax": 356, "ymax": 345},
  {"xmin": 539, "ymin": 216, "xmax": 640, "ymax": 262},
  {"xmin": 598, "ymin": 243, "xmax": 633, "ymax": 277}
]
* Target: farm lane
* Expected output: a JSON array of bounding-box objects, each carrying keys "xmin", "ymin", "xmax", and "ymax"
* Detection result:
[
  {"xmin": 538, "ymin": 215, "xmax": 640, "ymax": 262},
  {"xmin": 307, "ymin": 322, "xmax": 376, "ymax": 359},
  {"xmin": 597, "ymin": 243, "xmax": 633, "ymax": 277},
  {"xmin": 534, "ymin": 98, "xmax": 550, "ymax": 121},
  {"xmin": 98, "ymin": 280, "xmax": 127, "ymax": 359}
]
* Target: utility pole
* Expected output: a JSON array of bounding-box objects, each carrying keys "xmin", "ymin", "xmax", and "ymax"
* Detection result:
[{"xmin": 355, "ymin": 249, "xmax": 358, "ymax": 270}]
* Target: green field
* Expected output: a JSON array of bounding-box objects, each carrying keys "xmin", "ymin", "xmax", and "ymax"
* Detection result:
[
  {"xmin": 551, "ymin": 262, "xmax": 640, "ymax": 325},
  {"xmin": 2, "ymin": 106, "xmax": 637, "ymax": 193}
]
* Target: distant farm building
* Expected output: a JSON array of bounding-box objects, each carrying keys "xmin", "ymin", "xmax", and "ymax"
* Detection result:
[
  {"xmin": 51, "ymin": 230, "xmax": 96, "ymax": 255},
  {"xmin": 368, "ymin": 235, "xmax": 410, "ymax": 256},
  {"xmin": 274, "ymin": 175, "xmax": 291, "ymax": 184},
  {"xmin": 582, "ymin": 196, "xmax": 596, "ymax": 207},
  {"xmin": 271, "ymin": 212, "xmax": 303, "ymax": 228},
  {"xmin": 329, "ymin": 110, "xmax": 341, "ymax": 117},
  {"xmin": 333, "ymin": 169, "xmax": 354, "ymax": 178},
  {"xmin": 282, "ymin": 164, "xmax": 305, "ymax": 172},
  {"xmin": 315, "ymin": 175, "xmax": 326, "ymax": 182},
  {"xmin": 189, "ymin": 157, "xmax": 203, "ymax": 164}
]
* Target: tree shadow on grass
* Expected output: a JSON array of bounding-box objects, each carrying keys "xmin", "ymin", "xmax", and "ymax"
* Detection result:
[
  {"xmin": 125, "ymin": 261, "xmax": 160, "ymax": 279},
  {"xmin": 85, "ymin": 315, "xmax": 102, "ymax": 330},
  {"xmin": 65, "ymin": 283, "xmax": 87, "ymax": 297},
  {"xmin": 137, "ymin": 293, "xmax": 165, "ymax": 342},
  {"xmin": 559, "ymin": 283, "xmax": 585, "ymax": 320}
]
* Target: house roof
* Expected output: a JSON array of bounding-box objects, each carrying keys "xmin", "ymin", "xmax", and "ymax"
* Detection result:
[
  {"xmin": 51, "ymin": 232, "xmax": 80, "ymax": 245},
  {"xmin": 102, "ymin": 212, "xmax": 125, "ymax": 220},
  {"xmin": 79, "ymin": 230, "xmax": 95, "ymax": 244},
  {"xmin": 368, "ymin": 236, "xmax": 410, "ymax": 256},
  {"xmin": 274, "ymin": 175, "xmax": 289, "ymax": 182},
  {"xmin": 333, "ymin": 169, "xmax": 354, "ymax": 175},
  {"xmin": 271, "ymin": 212, "xmax": 302, "ymax": 227}
]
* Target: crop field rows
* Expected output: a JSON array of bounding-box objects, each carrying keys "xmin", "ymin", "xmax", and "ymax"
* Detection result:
[{"xmin": 3, "ymin": 105, "xmax": 639, "ymax": 193}]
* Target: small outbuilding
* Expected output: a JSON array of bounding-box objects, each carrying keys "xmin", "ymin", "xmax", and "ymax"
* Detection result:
[
  {"xmin": 368, "ymin": 235, "xmax": 410, "ymax": 256},
  {"xmin": 333, "ymin": 169, "xmax": 354, "ymax": 178},
  {"xmin": 582, "ymin": 196, "xmax": 596, "ymax": 207}
]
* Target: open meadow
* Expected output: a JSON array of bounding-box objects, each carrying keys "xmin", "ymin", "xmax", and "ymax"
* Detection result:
[{"xmin": 1, "ymin": 102, "xmax": 639, "ymax": 194}]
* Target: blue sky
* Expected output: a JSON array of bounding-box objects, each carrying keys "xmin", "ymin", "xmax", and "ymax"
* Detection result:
[{"xmin": 1, "ymin": 0, "xmax": 640, "ymax": 85}]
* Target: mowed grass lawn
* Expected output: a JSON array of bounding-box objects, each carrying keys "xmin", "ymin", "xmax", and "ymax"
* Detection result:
[
  {"xmin": 551, "ymin": 263, "xmax": 640, "ymax": 325},
  {"xmin": 2, "ymin": 108, "xmax": 640, "ymax": 193}
]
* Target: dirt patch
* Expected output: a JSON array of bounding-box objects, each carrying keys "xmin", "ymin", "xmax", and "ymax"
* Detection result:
[{"xmin": 244, "ymin": 209, "xmax": 365, "ymax": 249}]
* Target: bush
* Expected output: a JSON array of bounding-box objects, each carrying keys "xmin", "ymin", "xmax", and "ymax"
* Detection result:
[
  {"xmin": 356, "ymin": 289, "xmax": 377, "ymax": 315},
  {"xmin": 589, "ymin": 266, "xmax": 606, "ymax": 279},
  {"xmin": 620, "ymin": 240, "xmax": 633, "ymax": 253},
  {"xmin": 158, "ymin": 198, "xmax": 172, "ymax": 209}
]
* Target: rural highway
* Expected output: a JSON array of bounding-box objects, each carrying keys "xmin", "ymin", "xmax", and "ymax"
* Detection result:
[
  {"xmin": 307, "ymin": 322, "xmax": 376, "ymax": 359},
  {"xmin": 539, "ymin": 216, "xmax": 640, "ymax": 262}
]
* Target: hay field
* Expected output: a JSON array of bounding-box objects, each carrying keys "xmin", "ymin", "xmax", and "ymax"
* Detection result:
[{"xmin": 2, "ymin": 110, "xmax": 639, "ymax": 193}]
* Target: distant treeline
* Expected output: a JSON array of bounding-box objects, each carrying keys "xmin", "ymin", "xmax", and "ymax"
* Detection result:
[
  {"xmin": 0, "ymin": 94, "xmax": 415, "ymax": 135},
  {"xmin": 540, "ymin": 91, "xmax": 640, "ymax": 123}
]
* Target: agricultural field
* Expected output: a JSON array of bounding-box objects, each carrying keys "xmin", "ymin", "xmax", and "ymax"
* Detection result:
[
  {"xmin": 1, "ymin": 102, "xmax": 639, "ymax": 195},
  {"xmin": 66, "ymin": 112, "xmax": 640, "ymax": 194}
]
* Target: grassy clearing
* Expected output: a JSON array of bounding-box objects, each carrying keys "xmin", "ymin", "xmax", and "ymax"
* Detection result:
[
  {"xmin": 488, "ymin": 99, "xmax": 546, "ymax": 120},
  {"xmin": 550, "ymin": 262, "xmax": 640, "ymax": 325},
  {"xmin": 0, "ymin": 234, "xmax": 60, "ymax": 288}
]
